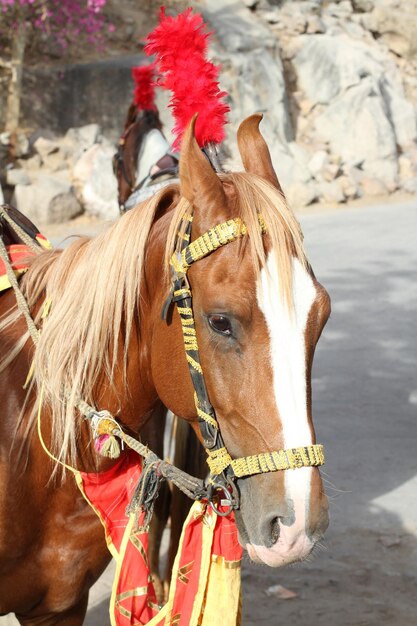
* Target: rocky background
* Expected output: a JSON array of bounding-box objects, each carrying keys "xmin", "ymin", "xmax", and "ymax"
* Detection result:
[
  {"xmin": 1, "ymin": 124, "xmax": 119, "ymax": 222},
  {"xmin": 1, "ymin": 0, "xmax": 417, "ymax": 222},
  {"xmin": 215, "ymin": 0, "xmax": 417, "ymax": 208}
]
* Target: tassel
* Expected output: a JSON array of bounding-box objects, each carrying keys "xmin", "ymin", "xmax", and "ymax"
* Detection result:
[
  {"xmin": 90, "ymin": 413, "xmax": 122, "ymax": 459},
  {"xmin": 145, "ymin": 7, "xmax": 229, "ymax": 150},
  {"xmin": 94, "ymin": 433, "xmax": 121, "ymax": 459},
  {"xmin": 127, "ymin": 457, "xmax": 164, "ymax": 530}
]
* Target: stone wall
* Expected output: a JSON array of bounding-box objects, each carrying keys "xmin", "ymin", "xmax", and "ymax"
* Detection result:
[
  {"xmin": 21, "ymin": 54, "xmax": 144, "ymax": 142},
  {"xmin": 2, "ymin": 0, "xmax": 417, "ymax": 217},
  {"xmin": 5, "ymin": 124, "xmax": 119, "ymax": 223},
  {"xmin": 205, "ymin": 0, "xmax": 417, "ymax": 205}
]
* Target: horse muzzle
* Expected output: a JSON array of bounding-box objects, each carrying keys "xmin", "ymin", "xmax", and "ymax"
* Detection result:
[
  {"xmin": 235, "ymin": 467, "xmax": 329, "ymax": 567},
  {"xmin": 247, "ymin": 529, "xmax": 315, "ymax": 567}
]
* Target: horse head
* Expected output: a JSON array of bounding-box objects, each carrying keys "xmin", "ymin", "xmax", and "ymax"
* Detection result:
[
  {"xmin": 150, "ymin": 114, "xmax": 331, "ymax": 567},
  {"xmin": 23, "ymin": 112, "xmax": 330, "ymax": 572}
]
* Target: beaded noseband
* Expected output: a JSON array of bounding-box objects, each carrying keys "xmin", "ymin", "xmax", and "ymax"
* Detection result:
[{"xmin": 163, "ymin": 210, "xmax": 325, "ymax": 513}]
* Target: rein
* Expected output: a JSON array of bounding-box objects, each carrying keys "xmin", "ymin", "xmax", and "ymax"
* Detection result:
[
  {"xmin": 113, "ymin": 130, "xmax": 136, "ymax": 191},
  {"xmin": 161, "ymin": 210, "xmax": 325, "ymax": 514}
]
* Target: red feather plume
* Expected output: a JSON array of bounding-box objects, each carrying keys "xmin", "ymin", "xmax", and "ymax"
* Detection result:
[
  {"xmin": 145, "ymin": 7, "xmax": 229, "ymax": 150},
  {"xmin": 131, "ymin": 63, "xmax": 157, "ymax": 111}
]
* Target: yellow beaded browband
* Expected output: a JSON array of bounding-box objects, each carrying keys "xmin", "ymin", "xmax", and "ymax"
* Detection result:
[{"xmin": 163, "ymin": 212, "xmax": 325, "ymax": 513}]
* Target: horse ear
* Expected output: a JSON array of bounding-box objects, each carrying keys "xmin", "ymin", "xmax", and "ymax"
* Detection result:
[
  {"xmin": 179, "ymin": 114, "xmax": 227, "ymax": 220},
  {"xmin": 237, "ymin": 113, "xmax": 283, "ymax": 193}
]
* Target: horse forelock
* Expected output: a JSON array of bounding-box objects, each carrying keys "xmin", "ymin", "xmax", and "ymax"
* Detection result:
[{"xmin": 226, "ymin": 173, "xmax": 307, "ymax": 308}]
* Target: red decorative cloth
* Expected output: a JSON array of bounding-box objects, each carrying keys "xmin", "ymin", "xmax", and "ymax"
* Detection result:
[
  {"xmin": 0, "ymin": 236, "xmax": 52, "ymax": 294},
  {"xmin": 77, "ymin": 452, "xmax": 159, "ymax": 625},
  {"xmin": 0, "ymin": 244, "xmax": 36, "ymax": 293},
  {"xmin": 76, "ymin": 451, "xmax": 242, "ymax": 625}
]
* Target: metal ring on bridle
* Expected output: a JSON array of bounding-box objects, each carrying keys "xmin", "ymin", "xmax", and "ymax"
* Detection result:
[{"xmin": 207, "ymin": 482, "xmax": 235, "ymax": 517}]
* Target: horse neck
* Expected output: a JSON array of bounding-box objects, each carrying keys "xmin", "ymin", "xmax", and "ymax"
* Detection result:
[
  {"xmin": 94, "ymin": 326, "xmax": 159, "ymax": 435},
  {"xmin": 135, "ymin": 128, "xmax": 170, "ymax": 186},
  {"xmin": 92, "ymin": 212, "xmax": 175, "ymax": 435},
  {"xmin": 118, "ymin": 125, "xmax": 170, "ymax": 206}
]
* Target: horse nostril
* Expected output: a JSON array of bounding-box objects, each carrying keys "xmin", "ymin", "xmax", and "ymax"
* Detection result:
[
  {"xmin": 270, "ymin": 517, "xmax": 280, "ymax": 546},
  {"xmin": 280, "ymin": 512, "xmax": 296, "ymax": 527},
  {"xmin": 268, "ymin": 511, "xmax": 295, "ymax": 547},
  {"xmin": 259, "ymin": 510, "xmax": 295, "ymax": 547}
]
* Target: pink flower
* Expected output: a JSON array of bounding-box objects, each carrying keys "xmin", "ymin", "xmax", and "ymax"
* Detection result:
[{"xmin": 0, "ymin": 0, "xmax": 109, "ymax": 47}]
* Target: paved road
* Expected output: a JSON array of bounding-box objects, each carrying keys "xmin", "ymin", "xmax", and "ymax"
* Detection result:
[
  {"xmin": 303, "ymin": 199, "xmax": 417, "ymax": 536},
  {"xmin": 2, "ymin": 199, "xmax": 417, "ymax": 625},
  {"xmin": 242, "ymin": 198, "xmax": 417, "ymax": 625}
]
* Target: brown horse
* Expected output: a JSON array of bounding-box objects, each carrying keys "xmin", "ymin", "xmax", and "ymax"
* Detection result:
[
  {"xmin": 113, "ymin": 104, "xmax": 178, "ymax": 212},
  {"xmin": 0, "ymin": 114, "xmax": 330, "ymax": 624}
]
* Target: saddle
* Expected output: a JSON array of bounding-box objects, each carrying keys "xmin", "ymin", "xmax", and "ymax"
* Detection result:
[
  {"xmin": 0, "ymin": 204, "xmax": 51, "ymax": 294},
  {"xmin": 124, "ymin": 153, "xmax": 179, "ymax": 212}
]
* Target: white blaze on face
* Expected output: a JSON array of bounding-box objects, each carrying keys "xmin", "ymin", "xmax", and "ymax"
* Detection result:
[
  {"xmin": 135, "ymin": 128, "xmax": 170, "ymax": 186},
  {"xmin": 257, "ymin": 254, "xmax": 317, "ymax": 539}
]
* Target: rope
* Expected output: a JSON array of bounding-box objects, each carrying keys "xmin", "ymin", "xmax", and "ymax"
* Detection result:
[
  {"xmin": 119, "ymin": 431, "xmax": 206, "ymax": 501},
  {"xmin": 37, "ymin": 382, "xmax": 208, "ymax": 500}
]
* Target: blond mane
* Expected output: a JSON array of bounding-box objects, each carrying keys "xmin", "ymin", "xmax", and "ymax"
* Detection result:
[{"xmin": 0, "ymin": 173, "xmax": 306, "ymax": 465}]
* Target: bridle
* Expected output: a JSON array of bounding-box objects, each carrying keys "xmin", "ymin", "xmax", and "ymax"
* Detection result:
[
  {"xmin": 113, "ymin": 128, "xmax": 136, "ymax": 198},
  {"xmin": 162, "ymin": 210, "xmax": 325, "ymax": 514}
]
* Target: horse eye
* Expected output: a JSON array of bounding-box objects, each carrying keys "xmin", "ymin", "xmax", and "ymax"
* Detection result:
[{"xmin": 208, "ymin": 314, "xmax": 233, "ymax": 336}]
